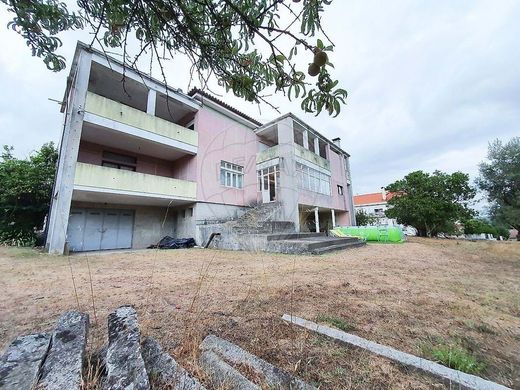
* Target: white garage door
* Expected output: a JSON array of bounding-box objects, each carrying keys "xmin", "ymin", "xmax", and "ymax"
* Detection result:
[{"xmin": 67, "ymin": 208, "xmax": 134, "ymax": 252}]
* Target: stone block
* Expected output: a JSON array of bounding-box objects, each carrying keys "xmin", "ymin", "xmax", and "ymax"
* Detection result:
[
  {"xmin": 38, "ymin": 311, "xmax": 89, "ymax": 390},
  {"xmin": 0, "ymin": 333, "xmax": 51, "ymax": 390},
  {"xmin": 201, "ymin": 334, "xmax": 315, "ymax": 389},
  {"xmin": 141, "ymin": 337, "xmax": 206, "ymax": 390},
  {"xmin": 199, "ymin": 349, "xmax": 259, "ymax": 390},
  {"xmin": 104, "ymin": 306, "xmax": 149, "ymax": 390}
]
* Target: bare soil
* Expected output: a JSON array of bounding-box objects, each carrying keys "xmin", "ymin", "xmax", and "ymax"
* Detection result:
[{"xmin": 0, "ymin": 238, "xmax": 518, "ymax": 389}]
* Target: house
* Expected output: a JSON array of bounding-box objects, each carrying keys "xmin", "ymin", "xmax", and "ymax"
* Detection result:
[
  {"xmin": 45, "ymin": 42, "xmax": 355, "ymax": 254},
  {"xmin": 353, "ymin": 188, "xmax": 396, "ymax": 225}
]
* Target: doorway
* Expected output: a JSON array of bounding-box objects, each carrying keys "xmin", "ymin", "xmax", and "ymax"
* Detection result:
[{"xmin": 258, "ymin": 165, "xmax": 279, "ymax": 203}]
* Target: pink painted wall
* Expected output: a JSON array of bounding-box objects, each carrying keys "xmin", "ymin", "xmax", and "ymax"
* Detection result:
[
  {"xmin": 77, "ymin": 141, "xmax": 183, "ymax": 179},
  {"xmin": 193, "ymin": 107, "xmax": 258, "ymax": 206}
]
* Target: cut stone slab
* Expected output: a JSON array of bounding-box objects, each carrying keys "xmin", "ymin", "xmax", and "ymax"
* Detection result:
[
  {"xmin": 199, "ymin": 349, "xmax": 259, "ymax": 390},
  {"xmin": 141, "ymin": 337, "xmax": 206, "ymax": 390},
  {"xmin": 0, "ymin": 333, "xmax": 51, "ymax": 390},
  {"xmin": 201, "ymin": 334, "xmax": 316, "ymax": 389},
  {"xmin": 282, "ymin": 314, "xmax": 511, "ymax": 390},
  {"xmin": 104, "ymin": 306, "xmax": 150, "ymax": 390},
  {"xmin": 38, "ymin": 311, "xmax": 89, "ymax": 390}
]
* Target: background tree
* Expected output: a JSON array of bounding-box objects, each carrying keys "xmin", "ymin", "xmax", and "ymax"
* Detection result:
[
  {"xmin": 0, "ymin": 143, "xmax": 58, "ymax": 246},
  {"xmin": 355, "ymin": 209, "xmax": 377, "ymax": 226},
  {"xmin": 385, "ymin": 170, "xmax": 475, "ymax": 237},
  {"xmin": 476, "ymin": 137, "xmax": 520, "ymax": 239},
  {"xmin": 1, "ymin": 0, "xmax": 348, "ymax": 116}
]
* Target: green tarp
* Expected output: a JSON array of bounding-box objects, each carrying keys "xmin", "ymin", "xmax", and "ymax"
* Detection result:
[{"xmin": 331, "ymin": 226, "xmax": 405, "ymax": 243}]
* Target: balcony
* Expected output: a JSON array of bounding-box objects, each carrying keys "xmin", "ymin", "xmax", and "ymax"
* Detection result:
[
  {"xmin": 257, "ymin": 144, "xmax": 330, "ymax": 171},
  {"xmin": 257, "ymin": 145, "xmax": 281, "ymax": 164},
  {"xmin": 72, "ymin": 162, "xmax": 196, "ymax": 206},
  {"xmin": 83, "ymin": 92, "xmax": 198, "ymax": 153},
  {"xmin": 294, "ymin": 144, "xmax": 330, "ymax": 171}
]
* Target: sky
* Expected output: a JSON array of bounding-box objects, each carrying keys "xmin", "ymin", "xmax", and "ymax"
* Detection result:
[{"xmin": 0, "ymin": 0, "xmax": 519, "ymax": 200}]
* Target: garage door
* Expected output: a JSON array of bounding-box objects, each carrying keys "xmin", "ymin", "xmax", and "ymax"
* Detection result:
[{"xmin": 67, "ymin": 208, "xmax": 134, "ymax": 252}]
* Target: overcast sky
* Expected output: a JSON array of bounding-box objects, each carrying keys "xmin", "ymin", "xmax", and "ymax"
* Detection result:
[{"xmin": 0, "ymin": 0, "xmax": 518, "ymax": 198}]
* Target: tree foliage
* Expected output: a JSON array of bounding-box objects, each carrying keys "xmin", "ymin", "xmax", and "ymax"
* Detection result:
[
  {"xmin": 385, "ymin": 170, "xmax": 475, "ymax": 237},
  {"xmin": 476, "ymin": 137, "xmax": 520, "ymax": 235},
  {"xmin": 2, "ymin": 0, "xmax": 348, "ymax": 116},
  {"xmin": 355, "ymin": 209, "xmax": 377, "ymax": 226},
  {"xmin": 463, "ymin": 219, "xmax": 510, "ymax": 240},
  {"xmin": 0, "ymin": 143, "xmax": 58, "ymax": 246}
]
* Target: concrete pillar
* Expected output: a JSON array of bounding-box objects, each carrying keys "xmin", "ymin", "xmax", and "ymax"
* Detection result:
[
  {"xmin": 147, "ymin": 89, "xmax": 156, "ymax": 115},
  {"xmin": 276, "ymin": 117, "xmax": 300, "ymax": 232},
  {"xmin": 46, "ymin": 50, "xmax": 92, "ymax": 254},
  {"xmin": 331, "ymin": 209, "xmax": 336, "ymax": 228},
  {"xmin": 314, "ymin": 207, "xmax": 320, "ymax": 233},
  {"xmin": 313, "ymin": 137, "xmax": 319, "ymax": 155},
  {"xmin": 303, "ymin": 130, "xmax": 309, "ymax": 149}
]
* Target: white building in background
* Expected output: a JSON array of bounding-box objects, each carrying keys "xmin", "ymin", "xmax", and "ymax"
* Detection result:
[{"xmin": 353, "ymin": 188, "xmax": 397, "ymax": 226}]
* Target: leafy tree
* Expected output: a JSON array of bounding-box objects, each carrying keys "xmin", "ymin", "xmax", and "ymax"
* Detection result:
[
  {"xmin": 476, "ymin": 137, "xmax": 520, "ymax": 239},
  {"xmin": 385, "ymin": 171, "xmax": 475, "ymax": 237},
  {"xmin": 355, "ymin": 209, "xmax": 377, "ymax": 226},
  {"xmin": 1, "ymin": 0, "xmax": 348, "ymax": 116},
  {"xmin": 0, "ymin": 143, "xmax": 58, "ymax": 246},
  {"xmin": 463, "ymin": 219, "xmax": 497, "ymax": 237}
]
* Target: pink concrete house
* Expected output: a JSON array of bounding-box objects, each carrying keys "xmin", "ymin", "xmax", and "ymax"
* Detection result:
[{"xmin": 46, "ymin": 42, "xmax": 355, "ymax": 254}]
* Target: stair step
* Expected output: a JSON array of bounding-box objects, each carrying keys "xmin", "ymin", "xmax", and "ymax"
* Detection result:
[
  {"xmin": 311, "ymin": 240, "xmax": 366, "ymax": 255},
  {"xmin": 267, "ymin": 232, "xmax": 325, "ymax": 241}
]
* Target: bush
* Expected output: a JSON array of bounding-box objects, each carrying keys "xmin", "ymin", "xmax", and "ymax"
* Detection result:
[
  {"xmin": 425, "ymin": 344, "xmax": 485, "ymax": 374},
  {"xmin": 355, "ymin": 209, "xmax": 377, "ymax": 226},
  {"xmin": 464, "ymin": 219, "xmax": 500, "ymax": 237}
]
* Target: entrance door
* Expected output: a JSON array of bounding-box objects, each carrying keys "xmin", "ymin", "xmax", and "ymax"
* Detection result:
[{"xmin": 258, "ymin": 165, "xmax": 279, "ymax": 203}]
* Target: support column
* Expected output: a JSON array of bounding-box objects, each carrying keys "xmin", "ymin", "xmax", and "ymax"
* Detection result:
[
  {"xmin": 314, "ymin": 207, "xmax": 320, "ymax": 233},
  {"xmin": 147, "ymin": 89, "xmax": 156, "ymax": 115},
  {"xmin": 303, "ymin": 130, "xmax": 309, "ymax": 149},
  {"xmin": 314, "ymin": 137, "xmax": 320, "ymax": 155},
  {"xmin": 331, "ymin": 209, "xmax": 336, "ymax": 228},
  {"xmin": 46, "ymin": 50, "xmax": 92, "ymax": 254},
  {"xmin": 276, "ymin": 117, "xmax": 300, "ymax": 232}
]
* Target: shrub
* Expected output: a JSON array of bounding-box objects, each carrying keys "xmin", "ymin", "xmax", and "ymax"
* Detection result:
[
  {"xmin": 316, "ymin": 314, "xmax": 355, "ymax": 332},
  {"xmin": 424, "ymin": 344, "xmax": 485, "ymax": 374}
]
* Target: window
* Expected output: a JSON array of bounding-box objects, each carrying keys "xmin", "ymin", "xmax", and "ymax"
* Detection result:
[
  {"xmin": 102, "ymin": 151, "xmax": 137, "ymax": 171},
  {"xmin": 220, "ymin": 161, "xmax": 244, "ymax": 189},
  {"xmin": 337, "ymin": 185, "xmax": 344, "ymax": 195},
  {"xmin": 296, "ymin": 162, "xmax": 331, "ymax": 195}
]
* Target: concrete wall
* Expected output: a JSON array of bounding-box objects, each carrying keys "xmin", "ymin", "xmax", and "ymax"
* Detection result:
[
  {"xmin": 74, "ymin": 162, "xmax": 197, "ymax": 200},
  {"xmin": 70, "ymin": 201, "xmax": 175, "ymax": 249},
  {"xmin": 85, "ymin": 91, "xmax": 198, "ymax": 147},
  {"xmin": 194, "ymin": 202, "xmax": 249, "ymax": 245}
]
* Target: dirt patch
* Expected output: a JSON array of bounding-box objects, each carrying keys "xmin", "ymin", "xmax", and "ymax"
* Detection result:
[{"xmin": 0, "ymin": 239, "xmax": 518, "ymax": 389}]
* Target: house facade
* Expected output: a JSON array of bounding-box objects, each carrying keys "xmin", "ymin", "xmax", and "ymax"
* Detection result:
[
  {"xmin": 46, "ymin": 42, "xmax": 355, "ymax": 254},
  {"xmin": 353, "ymin": 189, "xmax": 396, "ymax": 225}
]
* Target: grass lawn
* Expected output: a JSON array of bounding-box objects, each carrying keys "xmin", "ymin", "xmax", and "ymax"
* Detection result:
[{"xmin": 0, "ymin": 238, "xmax": 518, "ymax": 389}]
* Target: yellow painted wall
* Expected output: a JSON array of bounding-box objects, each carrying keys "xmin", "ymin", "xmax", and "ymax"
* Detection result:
[
  {"xmin": 74, "ymin": 162, "xmax": 196, "ymax": 199},
  {"xmin": 85, "ymin": 92, "xmax": 198, "ymax": 147}
]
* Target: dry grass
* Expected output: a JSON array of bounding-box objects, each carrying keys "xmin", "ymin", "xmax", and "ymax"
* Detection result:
[{"xmin": 0, "ymin": 238, "xmax": 518, "ymax": 389}]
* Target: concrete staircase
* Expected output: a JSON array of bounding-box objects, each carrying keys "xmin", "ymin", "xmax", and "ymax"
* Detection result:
[
  {"xmin": 267, "ymin": 232, "xmax": 366, "ymax": 255},
  {"xmin": 231, "ymin": 202, "xmax": 295, "ymax": 234}
]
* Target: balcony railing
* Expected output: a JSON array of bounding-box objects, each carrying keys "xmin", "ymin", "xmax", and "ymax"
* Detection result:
[
  {"xmin": 84, "ymin": 92, "xmax": 198, "ymax": 147},
  {"xmin": 74, "ymin": 162, "xmax": 196, "ymax": 200},
  {"xmin": 293, "ymin": 143, "xmax": 330, "ymax": 171},
  {"xmin": 257, "ymin": 145, "xmax": 280, "ymax": 164},
  {"xmin": 256, "ymin": 144, "xmax": 330, "ymax": 171}
]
